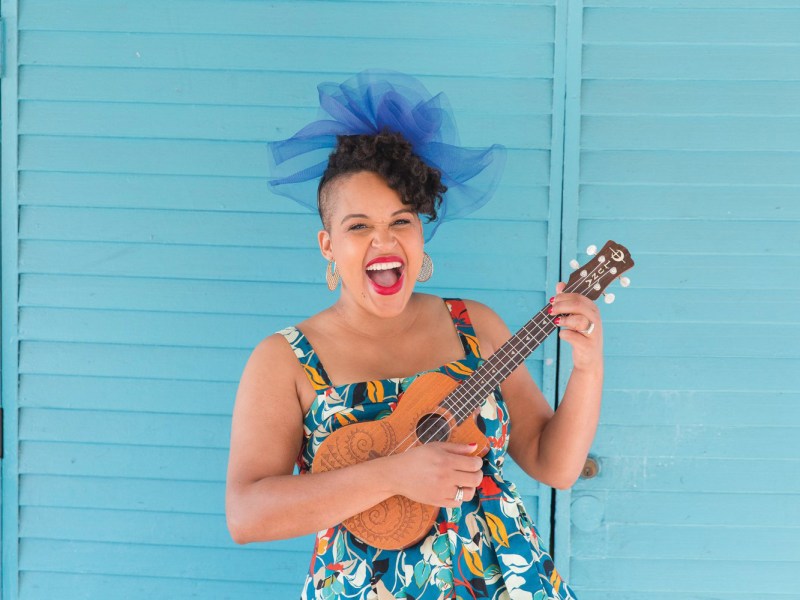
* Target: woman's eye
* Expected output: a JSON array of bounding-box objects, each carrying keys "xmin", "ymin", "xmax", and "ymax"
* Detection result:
[
  {"xmin": 392, "ymin": 219, "xmax": 411, "ymax": 226},
  {"xmin": 348, "ymin": 223, "xmax": 367, "ymax": 231}
]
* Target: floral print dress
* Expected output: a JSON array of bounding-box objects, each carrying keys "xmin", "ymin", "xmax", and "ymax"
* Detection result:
[{"xmin": 280, "ymin": 299, "xmax": 578, "ymax": 600}]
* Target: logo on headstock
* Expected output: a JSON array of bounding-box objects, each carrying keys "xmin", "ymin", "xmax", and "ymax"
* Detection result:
[{"xmin": 610, "ymin": 249, "xmax": 626, "ymax": 263}]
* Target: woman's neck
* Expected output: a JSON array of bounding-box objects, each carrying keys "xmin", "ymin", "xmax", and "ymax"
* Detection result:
[{"xmin": 330, "ymin": 293, "xmax": 422, "ymax": 341}]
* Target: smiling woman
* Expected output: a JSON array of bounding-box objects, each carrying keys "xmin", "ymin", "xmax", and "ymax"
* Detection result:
[{"xmin": 225, "ymin": 71, "xmax": 603, "ymax": 600}]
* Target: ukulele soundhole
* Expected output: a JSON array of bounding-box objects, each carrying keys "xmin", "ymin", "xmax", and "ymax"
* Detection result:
[{"xmin": 415, "ymin": 413, "xmax": 452, "ymax": 443}]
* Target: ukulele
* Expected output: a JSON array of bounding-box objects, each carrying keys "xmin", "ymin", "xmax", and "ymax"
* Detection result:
[{"xmin": 312, "ymin": 240, "xmax": 634, "ymax": 550}]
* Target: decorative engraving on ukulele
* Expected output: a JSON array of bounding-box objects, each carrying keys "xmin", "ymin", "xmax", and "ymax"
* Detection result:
[{"xmin": 610, "ymin": 248, "xmax": 626, "ymax": 262}]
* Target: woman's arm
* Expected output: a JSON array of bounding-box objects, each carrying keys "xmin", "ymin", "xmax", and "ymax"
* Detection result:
[
  {"xmin": 465, "ymin": 286, "xmax": 603, "ymax": 489},
  {"xmin": 225, "ymin": 334, "xmax": 483, "ymax": 544}
]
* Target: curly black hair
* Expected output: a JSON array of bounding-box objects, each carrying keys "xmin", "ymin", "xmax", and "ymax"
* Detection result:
[{"xmin": 316, "ymin": 130, "xmax": 447, "ymax": 230}]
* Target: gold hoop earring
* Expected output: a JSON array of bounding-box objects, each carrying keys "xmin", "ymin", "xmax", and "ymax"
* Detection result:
[
  {"xmin": 326, "ymin": 260, "xmax": 340, "ymax": 291},
  {"xmin": 417, "ymin": 252, "xmax": 434, "ymax": 282}
]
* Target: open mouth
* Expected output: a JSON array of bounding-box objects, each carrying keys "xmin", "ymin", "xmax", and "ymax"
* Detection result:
[{"xmin": 365, "ymin": 258, "xmax": 405, "ymax": 295}]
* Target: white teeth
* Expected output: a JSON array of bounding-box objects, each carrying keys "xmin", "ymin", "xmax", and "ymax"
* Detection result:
[{"xmin": 366, "ymin": 261, "xmax": 402, "ymax": 271}]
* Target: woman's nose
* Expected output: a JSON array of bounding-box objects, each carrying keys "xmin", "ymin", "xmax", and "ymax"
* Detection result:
[{"xmin": 371, "ymin": 226, "xmax": 397, "ymax": 248}]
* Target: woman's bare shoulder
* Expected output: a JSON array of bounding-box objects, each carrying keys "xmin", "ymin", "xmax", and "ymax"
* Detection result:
[{"xmin": 239, "ymin": 331, "xmax": 304, "ymax": 399}]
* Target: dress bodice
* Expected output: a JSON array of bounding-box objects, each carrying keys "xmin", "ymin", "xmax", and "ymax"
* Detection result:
[{"xmin": 279, "ymin": 298, "xmax": 576, "ymax": 600}]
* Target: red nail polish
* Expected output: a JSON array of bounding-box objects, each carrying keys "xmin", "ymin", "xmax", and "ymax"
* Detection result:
[
  {"xmin": 547, "ymin": 306, "xmax": 553, "ymax": 314},
  {"xmin": 549, "ymin": 296, "xmax": 555, "ymax": 304},
  {"xmin": 554, "ymin": 317, "xmax": 561, "ymax": 325}
]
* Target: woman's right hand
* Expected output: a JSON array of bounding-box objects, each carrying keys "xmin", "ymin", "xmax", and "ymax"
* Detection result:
[{"xmin": 387, "ymin": 442, "xmax": 484, "ymax": 508}]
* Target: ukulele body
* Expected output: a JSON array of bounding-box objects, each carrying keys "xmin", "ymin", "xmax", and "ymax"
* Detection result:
[{"xmin": 311, "ymin": 371, "xmax": 489, "ymax": 550}]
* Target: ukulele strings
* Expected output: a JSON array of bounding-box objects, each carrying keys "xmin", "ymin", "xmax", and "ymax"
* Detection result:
[
  {"xmin": 438, "ymin": 258, "xmax": 612, "ymax": 441},
  {"xmin": 386, "ymin": 257, "xmax": 610, "ymax": 456}
]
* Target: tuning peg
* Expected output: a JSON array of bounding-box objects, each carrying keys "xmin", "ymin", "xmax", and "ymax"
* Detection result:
[
  {"xmin": 586, "ymin": 245, "xmax": 597, "ymax": 256},
  {"xmin": 603, "ymin": 292, "xmax": 615, "ymax": 304},
  {"xmin": 569, "ymin": 259, "xmax": 580, "ymax": 269},
  {"xmin": 619, "ymin": 276, "xmax": 631, "ymax": 288}
]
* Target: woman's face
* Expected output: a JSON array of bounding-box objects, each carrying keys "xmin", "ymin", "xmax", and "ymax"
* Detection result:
[{"xmin": 318, "ymin": 170, "xmax": 425, "ymax": 318}]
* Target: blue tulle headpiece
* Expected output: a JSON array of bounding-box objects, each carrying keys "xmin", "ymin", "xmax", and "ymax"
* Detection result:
[{"xmin": 267, "ymin": 69, "xmax": 506, "ymax": 241}]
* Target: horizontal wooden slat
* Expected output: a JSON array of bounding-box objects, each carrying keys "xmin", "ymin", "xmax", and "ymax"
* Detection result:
[
  {"xmin": 19, "ymin": 341, "xmax": 246, "ymax": 380},
  {"xmin": 20, "ymin": 441, "xmax": 228, "ymax": 481},
  {"xmin": 572, "ymin": 523, "xmax": 800, "ymax": 560},
  {"xmin": 581, "ymin": 150, "xmax": 800, "ymax": 185},
  {"xmin": 584, "ymin": 44, "xmax": 800, "ymax": 80},
  {"xmin": 19, "ymin": 31, "xmax": 553, "ymax": 78},
  {"xmin": 587, "ymin": 0, "xmax": 800, "ymax": 8},
  {"xmin": 20, "ymin": 1, "xmax": 554, "ymax": 40},
  {"xmin": 599, "ymin": 391, "xmax": 800, "ymax": 427},
  {"xmin": 19, "ymin": 67, "xmax": 555, "ymax": 113},
  {"xmin": 569, "ymin": 558, "xmax": 799, "ymax": 592},
  {"xmin": 603, "ymin": 356, "xmax": 800, "ymax": 391},
  {"xmin": 578, "ymin": 593, "xmax": 798, "ymax": 600},
  {"xmin": 584, "ymin": 8, "xmax": 800, "ymax": 43},
  {"xmin": 604, "ymin": 323, "xmax": 799, "ymax": 358},
  {"xmin": 571, "ymin": 456, "xmax": 800, "ymax": 494},
  {"xmin": 19, "ymin": 538, "xmax": 305, "ymax": 583},
  {"xmin": 19, "ymin": 101, "xmax": 552, "ymax": 149},
  {"xmin": 581, "ymin": 218, "xmax": 800, "ymax": 254},
  {"xmin": 20, "ymin": 408, "xmax": 230, "ymax": 449},
  {"xmin": 595, "ymin": 491, "xmax": 800, "ymax": 527},
  {"xmin": 582, "ymin": 115, "xmax": 800, "ymax": 151},
  {"xmin": 592, "ymin": 425, "xmax": 800, "ymax": 459},
  {"xmin": 18, "ymin": 307, "xmax": 286, "ymax": 348},
  {"xmin": 583, "ymin": 80, "xmax": 800, "ymax": 116},
  {"xmin": 595, "ymin": 288, "xmax": 799, "ymax": 323},
  {"xmin": 19, "ymin": 375, "xmax": 235, "ymax": 415},
  {"xmin": 579, "ymin": 184, "xmax": 800, "ymax": 220},
  {"xmin": 19, "ymin": 571, "xmax": 292, "ymax": 600},
  {"xmin": 21, "ymin": 474, "xmax": 228, "ymax": 514},
  {"xmin": 21, "ymin": 506, "xmax": 235, "ymax": 548}
]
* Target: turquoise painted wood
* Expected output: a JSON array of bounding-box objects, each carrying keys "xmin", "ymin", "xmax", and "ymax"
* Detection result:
[
  {"xmin": 1, "ymin": 0, "xmax": 563, "ymax": 597},
  {"xmin": 557, "ymin": 1, "xmax": 800, "ymax": 597}
]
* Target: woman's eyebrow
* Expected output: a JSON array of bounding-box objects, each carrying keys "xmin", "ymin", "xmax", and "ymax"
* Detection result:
[
  {"xmin": 340, "ymin": 209, "xmax": 414, "ymax": 224},
  {"xmin": 340, "ymin": 213, "xmax": 369, "ymax": 224}
]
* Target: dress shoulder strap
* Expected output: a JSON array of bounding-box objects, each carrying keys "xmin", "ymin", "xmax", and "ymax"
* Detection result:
[
  {"xmin": 443, "ymin": 298, "xmax": 483, "ymax": 360},
  {"xmin": 278, "ymin": 326, "xmax": 333, "ymax": 391}
]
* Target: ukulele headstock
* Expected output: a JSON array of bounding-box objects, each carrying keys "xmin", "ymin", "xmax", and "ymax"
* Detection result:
[{"xmin": 566, "ymin": 240, "xmax": 634, "ymax": 303}]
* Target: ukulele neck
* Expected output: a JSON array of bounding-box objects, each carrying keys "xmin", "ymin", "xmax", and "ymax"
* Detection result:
[{"xmin": 443, "ymin": 307, "xmax": 556, "ymax": 421}]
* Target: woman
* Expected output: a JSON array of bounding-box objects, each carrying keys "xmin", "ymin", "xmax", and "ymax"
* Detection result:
[{"xmin": 226, "ymin": 72, "xmax": 602, "ymax": 599}]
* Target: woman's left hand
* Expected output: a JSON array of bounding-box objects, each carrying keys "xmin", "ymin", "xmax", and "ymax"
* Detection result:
[{"xmin": 550, "ymin": 282, "xmax": 603, "ymax": 372}]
